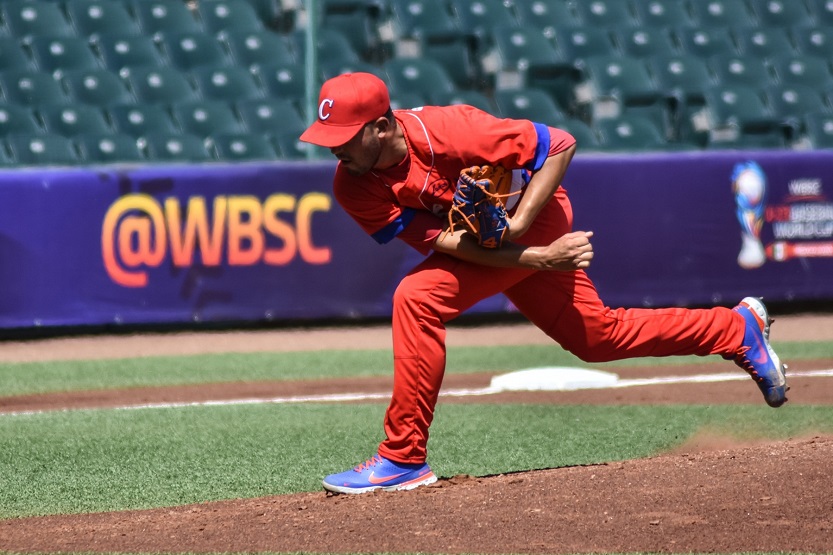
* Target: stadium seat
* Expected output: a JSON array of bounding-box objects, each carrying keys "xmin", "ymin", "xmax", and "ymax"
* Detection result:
[
  {"xmin": 429, "ymin": 89, "xmax": 496, "ymax": 114},
  {"xmin": 747, "ymin": 0, "xmax": 814, "ymax": 28},
  {"xmin": 211, "ymin": 132, "xmax": 278, "ymax": 160},
  {"xmin": 108, "ymin": 103, "xmax": 179, "ymax": 136},
  {"xmin": 0, "ymin": 103, "xmax": 44, "ymax": 135},
  {"xmin": 0, "ymin": 37, "xmax": 36, "ymax": 71},
  {"xmin": 553, "ymin": 25, "xmax": 619, "ymax": 66},
  {"xmin": 492, "ymin": 25, "xmax": 566, "ymax": 74},
  {"xmin": 243, "ymin": 0, "xmax": 284, "ymax": 29},
  {"xmin": 61, "ymin": 68, "xmax": 136, "ymax": 106},
  {"xmin": 141, "ymin": 132, "xmax": 215, "ymax": 162},
  {"xmin": 675, "ymin": 27, "xmax": 738, "ymax": 58},
  {"xmin": 75, "ymin": 132, "xmax": 146, "ymax": 163},
  {"xmin": 578, "ymin": 55, "xmax": 664, "ymax": 109},
  {"xmin": 390, "ymin": 0, "xmax": 459, "ymax": 42},
  {"xmin": 514, "ymin": 0, "xmax": 582, "ymax": 38},
  {"xmin": 383, "ymin": 58, "xmax": 456, "ymax": 102},
  {"xmin": 270, "ymin": 128, "xmax": 314, "ymax": 159},
  {"xmin": 390, "ymin": 92, "xmax": 427, "ymax": 110},
  {"xmin": 420, "ymin": 36, "xmax": 480, "ymax": 90},
  {"xmin": 732, "ymin": 27, "xmax": 798, "ymax": 59},
  {"xmin": 65, "ymin": 0, "xmax": 142, "ymax": 40},
  {"xmin": 808, "ymin": 0, "xmax": 833, "ymax": 26},
  {"xmin": 492, "ymin": 26, "xmax": 572, "ymax": 88},
  {"xmin": 157, "ymin": 31, "xmax": 231, "ymax": 71},
  {"xmin": 170, "ymin": 100, "xmax": 245, "ymax": 137},
  {"xmin": 792, "ymin": 26, "xmax": 833, "ymax": 59},
  {"xmin": 648, "ymin": 54, "xmax": 715, "ymax": 106},
  {"xmin": 197, "ymin": 0, "xmax": 265, "ymax": 35},
  {"xmin": 28, "ymin": 36, "xmax": 102, "ymax": 76},
  {"xmin": 131, "ymin": 0, "xmax": 203, "ymax": 35},
  {"xmin": 321, "ymin": 9, "xmax": 385, "ymax": 63},
  {"xmin": 647, "ymin": 54, "xmax": 715, "ymax": 142},
  {"xmin": 557, "ymin": 117, "xmax": 602, "ymax": 151},
  {"xmin": 0, "ymin": 70, "xmax": 71, "ymax": 106},
  {"xmin": 631, "ymin": 0, "xmax": 695, "ymax": 28},
  {"xmin": 6, "ymin": 134, "xmax": 81, "ymax": 165},
  {"xmin": 2, "ymin": 1, "xmax": 75, "ymax": 41},
  {"xmin": 122, "ymin": 66, "xmax": 200, "ymax": 104},
  {"xmin": 235, "ymin": 97, "xmax": 305, "ymax": 134},
  {"xmin": 765, "ymin": 83, "xmax": 831, "ymax": 137},
  {"xmin": 688, "ymin": 0, "xmax": 756, "ymax": 28},
  {"xmin": 0, "ymin": 142, "xmax": 15, "ymax": 166},
  {"xmin": 448, "ymin": 0, "xmax": 519, "ymax": 46},
  {"xmin": 38, "ymin": 104, "xmax": 112, "ymax": 136},
  {"xmin": 803, "ymin": 111, "xmax": 833, "ymax": 148},
  {"xmin": 594, "ymin": 114, "xmax": 669, "ymax": 151},
  {"xmin": 768, "ymin": 54, "xmax": 833, "ymax": 90},
  {"xmin": 493, "ymin": 88, "xmax": 565, "ymax": 126},
  {"xmin": 253, "ymin": 61, "xmax": 305, "ymax": 104},
  {"xmin": 574, "ymin": 0, "xmax": 639, "ymax": 28},
  {"xmin": 223, "ymin": 29, "xmax": 294, "ymax": 69},
  {"xmin": 708, "ymin": 54, "xmax": 776, "ymax": 88},
  {"xmin": 698, "ymin": 84, "xmax": 782, "ymax": 145},
  {"xmin": 614, "ymin": 27, "xmax": 679, "ymax": 58},
  {"xmin": 320, "ymin": 59, "xmax": 384, "ymax": 81},
  {"xmin": 192, "ymin": 65, "xmax": 263, "ymax": 101},
  {"xmin": 290, "ymin": 27, "xmax": 362, "ymax": 68},
  {"xmin": 93, "ymin": 33, "xmax": 169, "ymax": 75}
]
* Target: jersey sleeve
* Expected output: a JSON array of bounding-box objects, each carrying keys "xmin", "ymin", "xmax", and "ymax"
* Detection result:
[
  {"xmin": 393, "ymin": 211, "xmax": 444, "ymax": 255},
  {"xmin": 548, "ymin": 126, "xmax": 576, "ymax": 156},
  {"xmin": 426, "ymin": 105, "xmax": 575, "ymax": 173},
  {"xmin": 333, "ymin": 168, "xmax": 401, "ymax": 241}
]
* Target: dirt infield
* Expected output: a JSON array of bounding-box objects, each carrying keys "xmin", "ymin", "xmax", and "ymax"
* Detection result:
[{"xmin": 1, "ymin": 316, "xmax": 832, "ymax": 553}]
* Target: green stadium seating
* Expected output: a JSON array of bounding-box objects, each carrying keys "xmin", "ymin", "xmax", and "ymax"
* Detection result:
[
  {"xmin": 131, "ymin": 0, "xmax": 203, "ymax": 35},
  {"xmin": 38, "ymin": 104, "xmax": 113, "ymax": 136},
  {"xmin": 197, "ymin": 0, "xmax": 265, "ymax": 35},
  {"xmin": 170, "ymin": 100, "xmax": 245, "ymax": 137},
  {"xmin": 75, "ymin": 132, "xmax": 146, "ymax": 163},
  {"xmin": 108, "ymin": 103, "xmax": 179, "ymax": 136},
  {"xmin": 6, "ymin": 134, "xmax": 81, "ymax": 165},
  {"xmin": 62, "ymin": 68, "xmax": 136, "ymax": 106},
  {"xmin": 140, "ymin": 132, "xmax": 215, "ymax": 161},
  {"xmin": 65, "ymin": 0, "xmax": 142, "ymax": 40},
  {"xmin": 192, "ymin": 65, "xmax": 263, "ymax": 101},
  {"xmin": 211, "ymin": 132, "xmax": 279, "ymax": 160}
]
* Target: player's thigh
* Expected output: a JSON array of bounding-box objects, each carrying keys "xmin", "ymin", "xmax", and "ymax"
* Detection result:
[
  {"xmin": 504, "ymin": 269, "xmax": 605, "ymax": 335},
  {"xmin": 396, "ymin": 252, "xmax": 533, "ymax": 321}
]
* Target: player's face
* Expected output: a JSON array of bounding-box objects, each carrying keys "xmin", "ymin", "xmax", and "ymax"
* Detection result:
[{"xmin": 330, "ymin": 122, "xmax": 382, "ymax": 176}]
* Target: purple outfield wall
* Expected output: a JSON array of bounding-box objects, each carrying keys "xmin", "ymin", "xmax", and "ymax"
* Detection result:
[{"xmin": 0, "ymin": 149, "xmax": 831, "ymax": 329}]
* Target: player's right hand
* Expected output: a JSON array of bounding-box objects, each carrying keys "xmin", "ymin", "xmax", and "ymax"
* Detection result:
[{"xmin": 536, "ymin": 231, "xmax": 594, "ymax": 271}]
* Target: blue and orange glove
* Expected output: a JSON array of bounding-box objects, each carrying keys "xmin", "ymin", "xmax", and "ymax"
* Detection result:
[{"xmin": 448, "ymin": 165, "xmax": 514, "ymax": 248}]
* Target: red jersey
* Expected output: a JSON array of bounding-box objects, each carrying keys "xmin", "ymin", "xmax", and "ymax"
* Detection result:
[{"xmin": 333, "ymin": 104, "xmax": 576, "ymax": 254}]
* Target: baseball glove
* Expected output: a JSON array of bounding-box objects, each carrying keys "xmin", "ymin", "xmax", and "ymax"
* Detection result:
[{"xmin": 447, "ymin": 165, "xmax": 517, "ymax": 248}]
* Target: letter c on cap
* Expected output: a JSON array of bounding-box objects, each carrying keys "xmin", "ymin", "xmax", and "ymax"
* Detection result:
[{"xmin": 318, "ymin": 99, "xmax": 334, "ymax": 121}]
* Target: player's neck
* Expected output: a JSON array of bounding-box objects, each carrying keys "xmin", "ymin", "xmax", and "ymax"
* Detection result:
[{"xmin": 374, "ymin": 127, "xmax": 408, "ymax": 171}]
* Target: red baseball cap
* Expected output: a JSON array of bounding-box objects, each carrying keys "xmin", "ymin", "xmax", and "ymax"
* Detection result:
[{"xmin": 299, "ymin": 72, "xmax": 391, "ymax": 148}]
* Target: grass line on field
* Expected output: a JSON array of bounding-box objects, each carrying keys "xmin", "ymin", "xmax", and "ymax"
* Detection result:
[{"xmin": 0, "ymin": 341, "xmax": 829, "ymax": 398}]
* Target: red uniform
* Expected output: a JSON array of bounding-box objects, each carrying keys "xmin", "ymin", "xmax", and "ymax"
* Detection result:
[{"xmin": 334, "ymin": 105, "xmax": 745, "ymax": 463}]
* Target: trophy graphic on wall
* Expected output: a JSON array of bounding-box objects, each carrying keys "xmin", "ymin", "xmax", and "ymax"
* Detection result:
[{"xmin": 732, "ymin": 161, "xmax": 767, "ymax": 269}]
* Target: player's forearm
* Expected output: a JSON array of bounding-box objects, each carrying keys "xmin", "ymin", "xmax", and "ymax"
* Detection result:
[
  {"xmin": 508, "ymin": 144, "xmax": 576, "ymax": 239},
  {"xmin": 433, "ymin": 228, "xmax": 593, "ymax": 271}
]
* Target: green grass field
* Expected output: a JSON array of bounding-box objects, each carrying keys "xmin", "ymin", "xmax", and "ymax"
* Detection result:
[{"xmin": 1, "ymin": 338, "xmax": 831, "ymax": 555}]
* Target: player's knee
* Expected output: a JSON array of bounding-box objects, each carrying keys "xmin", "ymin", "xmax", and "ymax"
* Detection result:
[{"xmin": 392, "ymin": 275, "xmax": 430, "ymax": 312}]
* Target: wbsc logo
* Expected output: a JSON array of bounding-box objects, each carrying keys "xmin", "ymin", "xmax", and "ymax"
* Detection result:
[{"xmin": 101, "ymin": 193, "xmax": 332, "ymax": 287}]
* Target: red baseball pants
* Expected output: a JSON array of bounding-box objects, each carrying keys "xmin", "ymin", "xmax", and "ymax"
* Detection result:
[{"xmin": 378, "ymin": 188, "xmax": 746, "ymax": 463}]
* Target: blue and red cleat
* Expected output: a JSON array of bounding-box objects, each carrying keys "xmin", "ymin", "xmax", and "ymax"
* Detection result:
[
  {"xmin": 732, "ymin": 297, "xmax": 788, "ymax": 408},
  {"xmin": 322, "ymin": 453, "xmax": 437, "ymax": 494}
]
